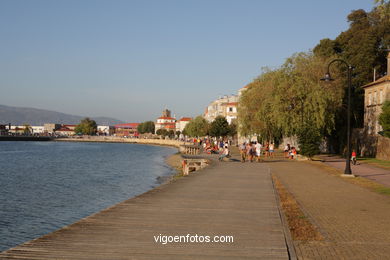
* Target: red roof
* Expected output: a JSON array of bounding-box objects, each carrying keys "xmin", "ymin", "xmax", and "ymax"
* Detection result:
[
  {"xmin": 179, "ymin": 117, "xmax": 192, "ymax": 121},
  {"xmin": 114, "ymin": 123, "xmax": 140, "ymax": 129},
  {"xmin": 227, "ymin": 102, "xmax": 238, "ymax": 106},
  {"xmin": 56, "ymin": 127, "xmax": 73, "ymax": 132},
  {"xmin": 157, "ymin": 117, "xmax": 175, "ymax": 120}
]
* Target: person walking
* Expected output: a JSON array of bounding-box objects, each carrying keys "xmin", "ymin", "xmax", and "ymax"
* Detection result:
[
  {"xmin": 269, "ymin": 142, "xmax": 275, "ymax": 158},
  {"xmin": 240, "ymin": 142, "xmax": 246, "ymax": 163},
  {"xmin": 255, "ymin": 141, "xmax": 262, "ymax": 162},
  {"xmin": 246, "ymin": 143, "xmax": 254, "ymax": 162}
]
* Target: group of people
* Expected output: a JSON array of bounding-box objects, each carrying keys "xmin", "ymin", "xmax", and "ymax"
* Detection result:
[
  {"xmin": 238, "ymin": 141, "xmax": 275, "ymax": 163},
  {"xmin": 283, "ymin": 144, "xmax": 297, "ymax": 159}
]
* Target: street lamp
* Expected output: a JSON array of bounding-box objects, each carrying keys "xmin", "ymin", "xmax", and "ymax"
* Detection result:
[{"xmin": 321, "ymin": 59, "xmax": 353, "ymax": 175}]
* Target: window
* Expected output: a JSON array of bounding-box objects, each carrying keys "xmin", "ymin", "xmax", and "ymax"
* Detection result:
[
  {"xmin": 229, "ymin": 107, "xmax": 233, "ymax": 112},
  {"xmin": 374, "ymin": 91, "xmax": 377, "ymax": 104},
  {"xmin": 380, "ymin": 89, "xmax": 383, "ymax": 104},
  {"xmin": 368, "ymin": 92, "xmax": 372, "ymax": 105}
]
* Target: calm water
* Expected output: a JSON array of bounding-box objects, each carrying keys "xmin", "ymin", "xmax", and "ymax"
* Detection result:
[{"xmin": 0, "ymin": 141, "xmax": 177, "ymax": 251}]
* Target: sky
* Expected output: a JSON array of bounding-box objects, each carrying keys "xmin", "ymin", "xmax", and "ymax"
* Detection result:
[{"xmin": 0, "ymin": 0, "xmax": 375, "ymax": 122}]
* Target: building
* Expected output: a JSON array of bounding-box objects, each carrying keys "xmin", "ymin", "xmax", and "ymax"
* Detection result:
[
  {"xmin": 155, "ymin": 109, "xmax": 176, "ymax": 133},
  {"xmin": 176, "ymin": 117, "xmax": 192, "ymax": 132},
  {"xmin": 31, "ymin": 126, "xmax": 45, "ymax": 134},
  {"xmin": 114, "ymin": 123, "xmax": 140, "ymax": 137},
  {"xmin": 204, "ymin": 95, "xmax": 238, "ymax": 124},
  {"xmin": 97, "ymin": 125, "xmax": 115, "ymax": 136},
  {"xmin": 44, "ymin": 123, "xmax": 61, "ymax": 134},
  {"xmin": 55, "ymin": 125, "xmax": 76, "ymax": 136},
  {"xmin": 363, "ymin": 53, "xmax": 390, "ymax": 135}
]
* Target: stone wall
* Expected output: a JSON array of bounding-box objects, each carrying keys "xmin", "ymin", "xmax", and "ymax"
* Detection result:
[
  {"xmin": 55, "ymin": 136, "xmax": 192, "ymax": 148},
  {"xmin": 377, "ymin": 136, "xmax": 390, "ymax": 161}
]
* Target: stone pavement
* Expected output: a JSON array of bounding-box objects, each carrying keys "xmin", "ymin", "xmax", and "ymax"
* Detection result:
[
  {"xmin": 269, "ymin": 160, "xmax": 390, "ymax": 259},
  {"xmin": 1, "ymin": 156, "xmax": 291, "ymax": 260},
  {"xmin": 318, "ymin": 154, "xmax": 390, "ymax": 187}
]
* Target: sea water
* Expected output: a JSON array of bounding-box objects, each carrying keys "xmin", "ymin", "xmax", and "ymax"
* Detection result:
[{"xmin": 0, "ymin": 141, "xmax": 176, "ymax": 251}]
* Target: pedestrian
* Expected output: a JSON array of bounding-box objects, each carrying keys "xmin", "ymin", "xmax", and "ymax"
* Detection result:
[
  {"xmin": 240, "ymin": 142, "xmax": 246, "ymax": 163},
  {"xmin": 284, "ymin": 144, "xmax": 290, "ymax": 158},
  {"xmin": 351, "ymin": 150, "xmax": 357, "ymax": 165},
  {"xmin": 269, "ymin": 142, "xmax": 275, "ymax": 158},
  {"xmin": 265, "ymin": 142, "xmax": 269, "ymax": 157},
  {"xmin": 255, "ymin": 141, "xmax": 262, "ymax": 162},
  {"xmin": 219, "ymin": 145, "xmax": 230, "ymax": 161},
  {"xmin": 246, "ymin": 143, "xmax": 253, "ymax": 162}
]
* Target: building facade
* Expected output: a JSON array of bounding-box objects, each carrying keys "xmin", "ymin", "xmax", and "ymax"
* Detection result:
[
  {"xmin": 363, "ymin": 53, "xmax": 390, "ymax": 135},
  {"xmin": 176, "ymin": 117, "xmax": 192, "ymax": 132},
  {"xmin": 114, "ymin": 123, "xmax": 140, "ymax": 137},
  {"xmin": 204, "ymin": 95, "xmax": 239, "ymax": 124},
  {"xmin": 155, "ymin": 109, "xmax": 176, "ymax": 133}
]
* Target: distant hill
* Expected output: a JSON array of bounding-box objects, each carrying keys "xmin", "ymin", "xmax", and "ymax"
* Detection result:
[{"xmin": 0, "ymin": 104, "xmax": 125, "ymax": 126}]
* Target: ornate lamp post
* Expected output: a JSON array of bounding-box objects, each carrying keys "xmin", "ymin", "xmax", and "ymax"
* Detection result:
[{"xmin": 321, "ymin": 59, "xmax": 353, "ymax": 175}]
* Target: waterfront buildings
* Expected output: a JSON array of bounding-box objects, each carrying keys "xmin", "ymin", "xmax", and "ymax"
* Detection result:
[
  {"xmin": 114, "ymin": 123, "xmax": 140, "ymax": 137},
  {"xmin": 97, "ymin": 125, "xmax": 115, "ymax": 136},
  {"xmin": 55, "ymin": 125, "xmax": 76, "ymax": 136},
  {"xmin": 363, "ymin": 53, "xmax": 390, "ymax": 135},
  {"xmin": 176, "ymin": 117, "xmax": 192, "ymax": 132},
  {"xmin": 155, "ymin": 109, "xmax": 176, "ymax": 133},
  {"xmin": 204, "ymin": 95, "xmax": 239, "ymax": 124}
]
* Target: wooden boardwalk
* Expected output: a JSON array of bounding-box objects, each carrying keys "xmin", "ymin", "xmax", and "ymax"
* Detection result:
[{"xmin": 1, "ymin": 157, "xmax": 291, "ymax": 260}]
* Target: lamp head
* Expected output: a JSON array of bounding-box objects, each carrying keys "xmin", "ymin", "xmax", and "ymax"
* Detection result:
[{"xmin": 321, "ymin": 72, "xmax": 334, "ymax": 81}]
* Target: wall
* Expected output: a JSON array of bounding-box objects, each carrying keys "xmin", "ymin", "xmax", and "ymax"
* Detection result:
[{"xmin": 377, "ymin": 136, "xmax": 390, "ymax": 161}]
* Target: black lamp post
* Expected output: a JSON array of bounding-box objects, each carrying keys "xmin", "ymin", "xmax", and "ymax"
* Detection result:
[{"xmin": 321, "ymin": 59, "xmax": 353, "ymax": 175}]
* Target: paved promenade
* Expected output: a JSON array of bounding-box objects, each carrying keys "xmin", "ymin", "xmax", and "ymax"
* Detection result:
[
  {"xmin": 270, "ymin": 160, "xmax": 390, "ymax": 259},
  {"xmin": 1, "ymin": 157, "xmax": 291, "ymax": 259},
  {"xmin": 318, "ymin": 154, "xmax": 390, "ymax": 187}
]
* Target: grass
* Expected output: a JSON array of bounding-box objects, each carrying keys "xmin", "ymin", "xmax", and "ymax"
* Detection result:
[
  {"xmin": 358, "ymin": 157, "xmax": 390, "ymax": 170},
  {"xmin": 272, "ymin": 175, "xmax": 323, "ymax": 241},
  {"xmin": 304, "ymin": 160, "xmax": 390, "ymax": 197},
  {"xmin": 375, "ymin": 186, "xmax": 390, "ymax": 195}
]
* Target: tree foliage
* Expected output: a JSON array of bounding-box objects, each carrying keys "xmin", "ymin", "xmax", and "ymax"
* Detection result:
[
  {"xmin": 137, "ymin": 121, "xmax": 155, "ymax": 134},
  {"xmin": 183, "ymin": 116, "xmax": 209, "ymax": 137},
  {"xmin": 156, "ymin": 128, "xmax": 169, "ymax": 137},
  {"xmin": 209, "ymin": 116, "xmax": 230, "ymax": 137},
  {"xmin": 379, "ymin": 101, "xmax": 390, "ymax": 138},
  {"xmin": 75, "ymin": 118, "xmax": 97, "ymax": 135},
  {"xmin": 239, "ymin": 2, "xmax": 389, "ymax": 153},
  {"xmin": 297, "ymin": 123, "xmax": 322, "ymax": 158},
  {"xmin": 238, "ymin": 52, "xmax": 344, "ymax": 143}
]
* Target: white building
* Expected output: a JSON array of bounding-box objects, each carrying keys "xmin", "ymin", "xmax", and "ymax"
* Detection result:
[
  {"xmin": 204, "ymin": 95, "xmax": 239, "ymax": 124},
  {"xmin": 31, "ymin": 126, "xmax": 44, "ymax": 134},
  {"xmin": 97, "ymin": 125, "xmax": 114, "ymax": 135},
  {"xmin": 155, "ymin": 109, "xmax": 176, "ymax": 133},
  {"xmin": 175, "ymin": 117, "xmax": 192, "ymax": 132}
]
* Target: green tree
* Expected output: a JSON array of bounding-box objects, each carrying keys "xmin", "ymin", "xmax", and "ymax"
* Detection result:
[
  {"xmin": 297, "ymin": 123, "xmax": 322, "ymax": 159},
  {"xmin": 379, "ymin": 101, "xmax": 390, "ymax": 138},
  {"xmin": 74, "ymin": 118, "xmax": 97, "ymax": 135},
  {"xmin": 137, "ymin": 121, "xmax": 155, "ymax": 134},
  {"xmin": 209, "ymin": 116, "xmax": 230, "ymax": 137},
  {"xmin": 183, "ymin": 116, "xmax": 209, "ymax": 137},
  {"xmin": 156, "ymin": 128, "xmax": 168, "ymax": 137},
  {"xmin": 23, "ymin": 124, "xmax": 32, "ymax": 135}
]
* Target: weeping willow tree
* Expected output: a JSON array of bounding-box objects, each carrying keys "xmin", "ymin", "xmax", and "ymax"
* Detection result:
[{"xmin": 239, "ymin": 52, "xmax": 345, "ymax": 145}]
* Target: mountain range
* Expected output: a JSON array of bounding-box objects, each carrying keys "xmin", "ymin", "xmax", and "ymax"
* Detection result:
[{"xmin": 0, "ymin": 104, "xmax": 125, "ymax": 126}]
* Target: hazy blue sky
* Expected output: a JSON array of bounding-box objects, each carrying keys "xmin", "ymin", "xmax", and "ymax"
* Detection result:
[{"xmin": 0, "ymin": 0, "xmax": 375, "ymax": 122}]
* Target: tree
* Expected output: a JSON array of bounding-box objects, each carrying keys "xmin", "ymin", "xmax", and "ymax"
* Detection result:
[
  {"xmin": 23, "ymin": 124, "xmax": 32, "ymax": 135},
  {"xmin": 379, "ymin": 101, "xmax": 390, "ymax": 138},
  {"xmin": 156, "ymin": 128, "xmax": 168, "ymax": 137},
  {"xmin": 183, "ymin": 116, "xmax": 209, "ymax": 137},
  {"xmin": 297, "ymin": 123, "xmax": 322, "ymax": 159},
  {"xmin": 74, "ymin": 118, "xmax": 97, "ymax": 135},
  {"xmin": 137, "ymin": 121, "xmax": 155, "ymax": 134},
  {"xmin": 209, "ymin": 116, "xmax": 230, "ymax": 137}
]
